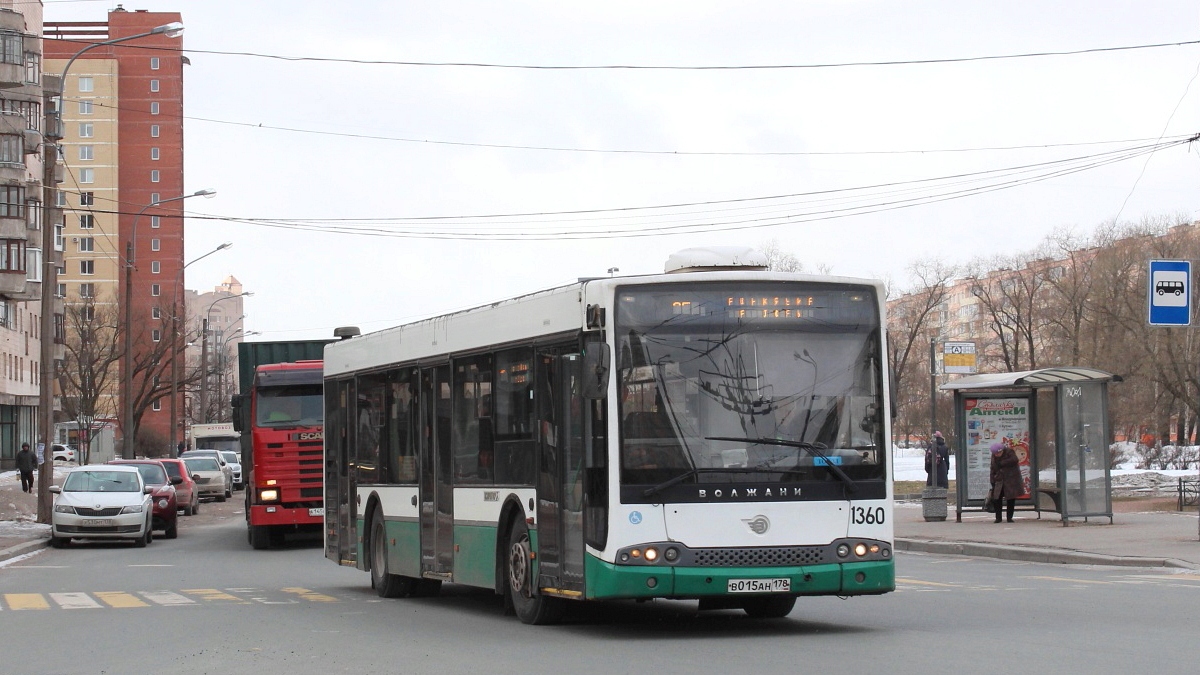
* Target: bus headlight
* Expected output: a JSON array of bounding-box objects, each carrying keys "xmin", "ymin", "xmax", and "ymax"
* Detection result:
[
  {"xmin": 260, "ymin": 489, "xmax": 279, "ymax": 502},
  {"xmin": 836, "ymin": 543, "xmax": 851, "ymax": 558},
  {"xmin": 644, "ymin": 547, "xmax": 659, "ymax": 562},
  {"xmin": 854, "ymin": 543, "xmax": 869, "ymax": 557}
]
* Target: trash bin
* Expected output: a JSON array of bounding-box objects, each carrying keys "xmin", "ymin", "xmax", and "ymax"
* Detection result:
[{"xmin": 922, "ymin": 486, "xmax": 948, "ymax": 522}]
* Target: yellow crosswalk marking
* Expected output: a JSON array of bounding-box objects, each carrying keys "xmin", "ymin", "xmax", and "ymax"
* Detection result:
[
  {"xmin": 182, "ymin": 588, "xmax": 246, "ymax": 603},
  {"xmin": 5, "ymin": 593, "xmax": 49, "ymax": 610},
  {"xmin": 1025, "ymin": 576, "xmax": 1111, "ymax": 585},
  {"xmin": 95, "ymin": 591, "xmax": 148, "ymax": 608},
  {"xmin": 282, "ymin": 587, "xmax": 338, "ymax": 602}
]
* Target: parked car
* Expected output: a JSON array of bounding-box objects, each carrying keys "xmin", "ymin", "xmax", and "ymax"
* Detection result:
[
  {"xmin": 179, "ymin": 449, "xmax": 233, "ymax": 498},
  {"xmin": 219, "ymin": 450, "xmax": 243, "ymax": 489},
  {"xmin": 48, "ymin": 464, "xmax": 153, "ymax": 548},
  {"xmin": 158, "ymin": 458, "xmax": 199, "ymax": 516},
  {"xmin": 52, "ymin": 444, "xmax": 76, "ymax": 463},
  {"xmin": 183, "ymin": 456, "xmax": 228, "ymax": 502},
  {"xmin": 109, "ymin": 460, "xmax": 179, "ymax": 539}
]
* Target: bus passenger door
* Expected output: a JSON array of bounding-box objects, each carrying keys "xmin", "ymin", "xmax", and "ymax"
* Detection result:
[
  {"xmin": 419, "ymin": 365, "xmax": 454, "ymax": 579},
  {"xmin": 324, "ymin": 378, "xmax": 357, "ymax": 566},
  {"xmin": 535, "ymin": 353, "xmax": 587, "ymax": 594}
]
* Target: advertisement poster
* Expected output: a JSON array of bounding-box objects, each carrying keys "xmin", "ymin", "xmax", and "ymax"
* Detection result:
[{"xmin": 962, "ymin": 397, "xmax": 1032, "ymax": 502}]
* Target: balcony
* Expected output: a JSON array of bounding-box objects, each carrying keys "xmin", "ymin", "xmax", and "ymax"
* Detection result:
[
  {"xmin": 0, "ymin": 271, "xmax": 25, "ymax": 296},
  {"xmin": 0, "ymin": 12, "xmax": 25, "ymax": 90}
]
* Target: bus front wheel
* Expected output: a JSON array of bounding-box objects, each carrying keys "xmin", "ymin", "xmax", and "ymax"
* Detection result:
[
  {"xmin": 506, "ymin": 521, "xmax": 565, "ymax": 625},
  {"xmin": 371, "ymin": 510, "xmax": 415, "ymax": 598},
  {"xmin": 742, "ymin": 595, "xmax": 796, "ymax": 619}
]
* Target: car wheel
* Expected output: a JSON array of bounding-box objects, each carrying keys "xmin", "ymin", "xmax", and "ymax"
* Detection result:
[
  {"xmin": 506, "ymin": 520, "xmax": 565, "ymax": 625},
  {"xmin": 134, "ymin": 524, "xmax": 149, "ymax": 548},
  {"xmin": 49, "ymin": 535, "xmax": 68, "ymax": 548},
  {"xmin": 217, "ymin": 494, "xmax": 227, "ymax": 503},
  {"xmin": 165, "ymin": 522, "xmax": 178, "ymax": 539},
  {"xmin": 370, "ymin": 509, "xmax": 415, "ymax": 598}
]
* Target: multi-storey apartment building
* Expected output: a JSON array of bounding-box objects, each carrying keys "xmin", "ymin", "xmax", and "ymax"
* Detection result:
[
  {"xmin": 0, "ymin": 1, "xmax": 51, "ymax": 469},
  {"xmin": 185, "ymin": 276, "xmax": 248, "ymax": 425},
  {"xmin": 44, "ymin": 7, "xmax": 184, "ymax": 453}
]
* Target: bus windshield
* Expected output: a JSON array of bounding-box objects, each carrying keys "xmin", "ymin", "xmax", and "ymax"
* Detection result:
[
  {"xmin": 255, "ymin": 384, "xmax": 324, "ymax": 428},
  {"xmin": 615, "ymin": 282, "xmax": 886, "ymax": 489}
]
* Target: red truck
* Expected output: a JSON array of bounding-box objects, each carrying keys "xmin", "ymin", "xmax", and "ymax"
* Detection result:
[{"xmin": 232, "ymin": 341, "xmax": 329, "ymax": 549}]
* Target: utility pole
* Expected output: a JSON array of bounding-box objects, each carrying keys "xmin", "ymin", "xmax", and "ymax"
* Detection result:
[
  {"xmin": 199, "ymin": 316, "xmax": 208, "ymax": 423},
  {"xmin": 36, "ymin": 76, "xmax": 63, "ymax": 523}
]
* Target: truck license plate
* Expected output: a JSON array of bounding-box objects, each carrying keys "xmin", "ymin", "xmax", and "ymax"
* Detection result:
[
  {"xmin": 727, "ymin": 578, "xmax": 790, "ymax": 593},
  {"xmin": 309, "ymin": 508, "xmax": 325, "ymax": 517}
]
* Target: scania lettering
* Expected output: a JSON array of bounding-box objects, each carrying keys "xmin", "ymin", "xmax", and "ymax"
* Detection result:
[{"xmin": 323, "ymin": 247, "xmax": 895, "ymax": 624}]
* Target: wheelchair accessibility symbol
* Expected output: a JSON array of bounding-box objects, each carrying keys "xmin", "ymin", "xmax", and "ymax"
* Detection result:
[{"xmin": 629, "ymin": 511, "xmax": 642, "ymax": 525}]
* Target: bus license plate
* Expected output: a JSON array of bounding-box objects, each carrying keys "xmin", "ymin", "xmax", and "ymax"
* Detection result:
[
  {"xmin": 84, "ymin": 519, "xmax": 113, "ymax": 527},
  {"xmin": 309, "ymin": 508, "xmax": 325, "ymax": 517},
  {"xmin": 728, "ymin": 578, "xmax": 790, "ymax": 593}
]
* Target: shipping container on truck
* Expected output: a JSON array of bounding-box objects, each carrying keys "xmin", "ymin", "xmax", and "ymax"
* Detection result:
[{"xmin": 232, "ymin": 340, "xmax": 331, "ymax": 549}]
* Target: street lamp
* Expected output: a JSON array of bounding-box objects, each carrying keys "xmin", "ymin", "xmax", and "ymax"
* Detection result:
[
  {"xmin": 200, "ymin": 291, "xmax": 252, "ymax": 423},
  {"xmin": 168, "ymin": 241, "xmax": 231, "ymax": 455},
  {"xmin": 42, "ymin": 22, "xmax": 186, "ymax": 494},
  {"xmin": 121, "ymin": 188, "xmax": 215, "ymax": 458}
]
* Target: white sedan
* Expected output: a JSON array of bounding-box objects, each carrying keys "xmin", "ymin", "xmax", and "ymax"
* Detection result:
[{"xmin": 49, "ymin": 465, "xmax": 154, "ymax": 548}]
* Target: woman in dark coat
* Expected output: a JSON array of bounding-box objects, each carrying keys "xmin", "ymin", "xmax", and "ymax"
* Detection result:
[
  {"xmin": 925, "ymin": 431, "xmax": 950, "ymax": 488},
  {"xmin": 989, "ymin": 441, "xmax": 1023, "ymax": 523}
]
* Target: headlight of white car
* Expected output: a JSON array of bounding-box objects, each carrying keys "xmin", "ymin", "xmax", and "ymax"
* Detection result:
[
  {"xmin": 120, "ymin": 504, "xmax": 145, "ymax": 514},
  {"xmin": 54, "ymin": 504, "xmax": 74, "ymax": 514}
]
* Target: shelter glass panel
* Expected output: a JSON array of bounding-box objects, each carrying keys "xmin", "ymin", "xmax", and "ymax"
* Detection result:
[{"xmin": 1060, "ymin": 382, "xmax": 1110, "ymax": 515}]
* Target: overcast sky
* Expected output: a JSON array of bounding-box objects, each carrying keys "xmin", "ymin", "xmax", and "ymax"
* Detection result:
[{"xmin": 44, "ymin": 1, "xmax": 1200, "ymax": 340}]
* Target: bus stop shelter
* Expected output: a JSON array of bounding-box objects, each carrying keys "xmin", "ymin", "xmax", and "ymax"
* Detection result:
[{"xmin": 940, "ymin": 367, "xmax": 1121, "ymax": 525}]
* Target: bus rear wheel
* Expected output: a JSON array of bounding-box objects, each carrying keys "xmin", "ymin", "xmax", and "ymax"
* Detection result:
[
  {"xmin": 506, "ymin": 521, "xmax": 565, "ymax": 625},
  {"xmin": 741, "ymin": 595, "xmax": 796, "ymax": 619},
  {"xmin": 371, "ymin": 511, "xmax": 415, "ymax": 598}
]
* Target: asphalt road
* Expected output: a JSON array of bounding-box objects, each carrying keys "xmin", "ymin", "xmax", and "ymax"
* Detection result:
[{"xmin": 0, "ymin": 498, "xmax": 1193, "ymax": 674}]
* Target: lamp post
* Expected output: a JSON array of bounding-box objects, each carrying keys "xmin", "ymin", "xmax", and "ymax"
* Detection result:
[
  {"xmin": 40, "ymin": 22, "xmax": 185, "ymax": 515},
  {"xmin": 121, "ymin": 189, "xmax": 215, "ymax": 458},
  {"xmin": 199, "ymin": 292, "xmax": 252, "ymax": 423},
  {"xmin": 168, "ymin": 241, "xmax": 230, "ymax": 455}
]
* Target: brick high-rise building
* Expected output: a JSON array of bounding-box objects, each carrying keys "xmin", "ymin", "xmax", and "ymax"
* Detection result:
[{"xmin": 45, "ymin": 7, "xmax": 185, "ymax": 454}]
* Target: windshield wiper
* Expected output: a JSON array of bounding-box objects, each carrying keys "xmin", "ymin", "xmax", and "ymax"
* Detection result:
[{"xmin": 705, "ymin": 436, "xmax": 858, "ymax": 493}]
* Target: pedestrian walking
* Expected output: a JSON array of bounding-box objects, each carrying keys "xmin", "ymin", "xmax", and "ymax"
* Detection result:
[
  {"xmin": 925, "ymin": 431, "xmax": 950, "ymax": 488},
  {"xmin": 15, "ymin": 442, "xmax": 35, "ymax": 493},
  {"xmin": 989, "ymin": 441, "xmax": 1023, "ymax": 523}
]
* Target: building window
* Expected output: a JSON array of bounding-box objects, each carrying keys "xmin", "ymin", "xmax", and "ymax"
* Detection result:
[
  {"xmin": 80, "ymin": 260, "xmax": 94, "ymax": 275},
  {"xmin": 151, "ymin": 261, "xmax": 160, "ymax": 274},
  {"xmin": 25, "ymin": 248, "xmax": 40, "ymax": 282},
  {"xmin": 152, "ymin": 399, "xmax": 161, "ymax": 412},
  {"xmin": 151, "ymin": 215, "xmax": 160, "ymax": 229},
  {"xmin": 55, "ymin": 223, "xmax": 63, "ymax": 252},
  {"xmin": 79, "ymin": 214, "xmax": 95, "ymax": 229},
  {"xmin": 25, "ymin": 199, "xmax": 39, "ymax": 230},
  {"xmin": 151, "ymin": 284, "xmax": 160, "ymax": 296},
  {"xmin": 0, "ymin": 33, "xmax": 20, "ymax": 66},
  {"xmin": 82, "ymin": 305, "xmax": 94, "ymax": 322},
  {"xmin": 152, "ymin": 306, "xmax": 161, "ymax": 319},
  {"xmin": 151, "ymin": 238, "xmax": 160, "ymax": 252},
  {"xmin": 150, "ymin": 193, "xmax": 160, "ymax": 203},
  {"xmin": 78, "ymin": 145, "xmax": 93, "ymax": 161},
  {"xmin": 0, "ymin": 134, "xmax": 20, "ymax": 163},
  {"xmin": 150, "ymin": 147, "xmax": 160, "ymax": 161},
  {"xmin": 78, "ymin": 168, "xmax": 94, "ymax": 184},
  {"xmin": 24, "ymin": 51, "xmax": 39, "ymax": 84},
  {"xmin": 150, "ymin": 57, "xmax": 160, "ymax": 70},
  {"xmin": 78, "ymin": 237, "xmax": 94, "ymax": 252},
  {"xmin": 78, "ymin": 76, "xmax": 93, "ymax": 93},
  {"xmin": 78, "ymin": 122, "xmax": 93, "ymax": 138},
  {"xmin": 80, "ymin": 283, "xmax": 94, "ymax": 298},
  {"xmin": 150, "ymin": 125, "xmax": 160, "ymax": 138},
  {"xmin": 0, "ymin": 239, "xmax": 24, "ymax": 272},
  {"xmin": 55, "ymin": 191, "xmax": 67, "ymax": 207},
  {"xmin": 150, "ymin": 102, "xmax": 159, "ymax": 115},
  {"xmin": 78, "ymin": 100, "xmax": 93, "ymax": 115},
  {"xmin": 150, "ymin": 170, "xmax": 160, "ymax": 183},
  {"xmin": 80, "ymin": 192, "xmax": 94, "ymax": 206},
  {"xmin": 150, "ymin": 79, "xmax": 160, "ymax": 93},
  {"xmin": 56, "ymin": 282, "xmax": 65, "ymax": 298},
  {"xmin": 152, "ymin": 328, "xmax": 161, "ymax": 342},
  {"xmin": 0, "ymin": 185, "xmax": 23, "ymax": 217}
]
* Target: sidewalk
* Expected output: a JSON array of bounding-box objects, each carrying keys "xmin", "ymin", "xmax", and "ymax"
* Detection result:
[{"xmin": 895, "ymin": 501, "xmax": 1200, "ymax": 569}]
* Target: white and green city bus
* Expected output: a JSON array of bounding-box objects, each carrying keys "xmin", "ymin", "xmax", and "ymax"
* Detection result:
[{"xmin": 323, "ymin": 247, "xmax": 894, "ymax": 624}]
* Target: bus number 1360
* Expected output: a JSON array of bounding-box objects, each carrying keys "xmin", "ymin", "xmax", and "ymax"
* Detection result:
[{"xmin": 851, "ymin": 506, "xmax": 885, "ymax": 525}]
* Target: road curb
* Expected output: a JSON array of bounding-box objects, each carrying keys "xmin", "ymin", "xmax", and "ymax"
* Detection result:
[
  {"xmin": 896, "ymin": 537, "xmax": 1200, "ymax": 570},
  {"xmin": 0, "ymin": 537, "xmax": 47, "ymax": 563}
]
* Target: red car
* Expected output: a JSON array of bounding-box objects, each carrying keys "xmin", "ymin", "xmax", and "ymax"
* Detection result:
[
  {"xmin": 108, "ymin": 460, "xmax": 180, "ymax": 538},
  {"xmin": 158, "ymin": 458, "xmax": 199, "ymax": 516}
]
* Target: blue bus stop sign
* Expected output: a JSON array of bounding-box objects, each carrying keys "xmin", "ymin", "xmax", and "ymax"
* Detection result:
[{"xmin": 1148, "ymin": 259, "xmax": 1191, "ymax": 326}]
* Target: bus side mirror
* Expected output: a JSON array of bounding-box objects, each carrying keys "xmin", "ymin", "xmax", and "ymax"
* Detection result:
[{"xmin": 582, "ymin": 343, "xmax": 610, "ymax": 399}]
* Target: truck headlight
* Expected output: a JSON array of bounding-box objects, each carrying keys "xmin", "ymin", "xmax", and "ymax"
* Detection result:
[{"xmin": 260, "ymin": 489, "xmax": 278, "ymax": 502}]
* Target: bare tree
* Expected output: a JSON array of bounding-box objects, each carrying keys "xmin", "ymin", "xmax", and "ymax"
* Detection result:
[
  {"xmin": 127, "ymin": 306, "xmax": 205, "ymax": 456},
  {"xmin": 886, "ymin": 259, "xmax": 955, "ymax": 443},
  {"xmin": 57, "ymin": 293, "xmax": 122, "ymax": 465},
  {"xmin": 758, "ymin": 238, "xmax": 803, "ymax": 272}
]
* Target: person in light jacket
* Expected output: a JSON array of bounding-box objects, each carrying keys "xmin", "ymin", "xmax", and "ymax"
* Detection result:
[{"xmin": 989, "ymin": 441, "xmax": 1023, "ymax": 523}]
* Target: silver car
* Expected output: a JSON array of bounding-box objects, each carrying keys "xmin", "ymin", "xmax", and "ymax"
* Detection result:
[
  {"xmin": 49, "ymin": 465, "xmax": 154, "ymax": 548},
  {"xmin": 183, "ymin": 456, "xmax": 228, "ymax": 502},
  {"xmin": 180, "ymin": 449, "xmax": 233, "ymax": 498},
  {"xmin": 218, "ymin": 450, "xmax": 243, "ymax": 489}
]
